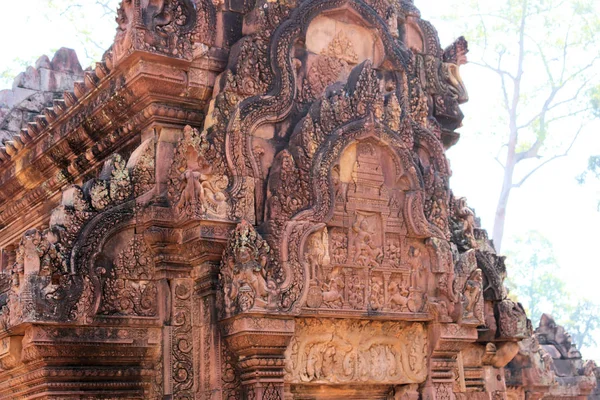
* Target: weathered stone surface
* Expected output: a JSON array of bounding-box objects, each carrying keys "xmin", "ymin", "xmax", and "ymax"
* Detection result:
[
  {"xmin": 0, "ymin": 0, "xmax": 596, "ymax": 399},
  {"xmin": 0, "ymin": 48, "xmax": 83, "ymax": 143}
]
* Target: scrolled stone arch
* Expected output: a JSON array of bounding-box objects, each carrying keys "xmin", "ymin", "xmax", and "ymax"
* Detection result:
[
  {"xmin": 277, "ymin": 116, "xmax": 444, "ymax": 313},
  {"xmin": 224, "ymin": 0, "xmax": 415, "ymax": 215},
  {"xmin": 70, "ymin": 201, "xmax": 135, "ymax": 322}
]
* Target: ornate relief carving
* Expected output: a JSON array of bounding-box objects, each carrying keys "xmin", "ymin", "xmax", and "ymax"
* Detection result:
[
  {"xmin": 302, "ymin": 56, "xmax": 347, "ymax": 101},
  {"xmin": 451, "ymin": 196, "xmax": 477, "ymax": 250},
  {"xmin": 296, "ymin": 134, "xmax": 433, "ymax": 315},
  {"xmin": 169, "ymin": 126, "xmax": 229, "ymax": 219},
  {"xmin": 219, "ymin": 221, "xmax": 280, "ymax": 317},
  {"xmin": 285, "ymin": 319, "xmax": 428, "ymax": 384},
  {"xmin": 321, "ymin": 31, "xmax": 359, "ymax": 64},
  {"xmin": 349, "ymin": 213, "xmax": 383, "ymax": 268},
  {"xmin": 114, "ymin": 234, "xmax": 154, "ymax": 280},
  {"xmin": 130, "ymin": 138, "xmax": 156, "ymax": 196},
  {"xmin": 221, "ymin": 341, "xmax": 242, "ymax": 399},
  {"xmin": 98, "ymin": 279, "xmax": 158, "ymax": 317},
  {"xmin": 89, "ymin": 154, "xmax": 133, "ymax": 211},
  {"xmin": 453, "ymin": 250, "xmax": 484, "ymax": 325},
  {"xmin": 224, "ymin": 37, "xmax": 272, "ymax": 97},
  {"xmin": 139, "ymin": 0, "xmax": 197, "ymax": 59},
  {"xmin": 0, "ymin": 0, "xmax": 565, "ymax": 397},
  {"xmin": 171, "ymin": 280, "xmax": 194, "ymax": 398}
]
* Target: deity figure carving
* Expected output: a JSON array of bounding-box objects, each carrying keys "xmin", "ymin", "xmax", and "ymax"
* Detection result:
[
  {"xmin": 305, "ymin": 228, "xmax": 330, "ymax": 281},
  {"xmin": 452, "ymin": 197, "xmax": 477, "ymax": 249},
  {"xmin": 347, "ymin": 274, "xmax": 365, "ymax": 309},
  {"xmin": 462, "ymin": 269, "xmax": 484, "ymax": 324},
  {"xmin": 370, "ymin": 276, "xmax": 385, "ymax": 311},
  {"xmin": 442, "ymin": 36, "xmax": 469, "ymax": 104},
  {"xmin": 330, "ymin": 228, "xmax": 348, "ymax": 265},
  {"xmin": 406, "ymin": 246, "xmax": 427, "ymax": 312},
  {"xmin": 331, "ymin": 165, "xmax": 348, "ymax": 204},
  {"xmin": 285, "ymin": 319, "xmax": 428, "ymax": 385},
  {"xmin": 220, "ymin": 221, "xmax": 279, "ymax": 316},
  {"xmin": 170, "ymin": 126, "xmax": 229, "ymax": 219},
  {"xmin": 14, "ymin": 228, "xmax": 67, "ymax": 284},
  {"xmin": 389, "ymin": 278, "xmax": 410, "ymax": 312},
  {"xmin": 349, "ymin": 215, "xmax": 383, "ymax": 268},
  {"xmin": 408, "ymin": 247, "xmax": 426, "ymax": 290},
  {"xmin": 321, "ymin": 267, "xmax": 345, "ymax": 309},
  {"xmin": 321, "ymin": 31, "xmax": 359, "ymax": 64},
  {"xmin": 386, "ymin": 238, "xmax": 402, "ymax": 266}
]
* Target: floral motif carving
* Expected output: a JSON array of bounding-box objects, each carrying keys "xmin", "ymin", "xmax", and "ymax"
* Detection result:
[
  {"xmin": 115, "ymin": 235, "xmax": 154, "ymax": 280},
  {"xmin": 172, "ymin": 280, "xmax": 194, "ymax": 399},
  {"xmin": 98, "ymin": 279, "xmax": 157, "ymax": 317}
]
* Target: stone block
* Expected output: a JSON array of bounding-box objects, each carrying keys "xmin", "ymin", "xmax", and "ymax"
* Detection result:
[
  {"xmin": 50, "ymin": 47, "xmax": 83, "ymax": 74},
  {"xmin": 0, "ymin": 90, "xmax": 14, "ymax": 108}
]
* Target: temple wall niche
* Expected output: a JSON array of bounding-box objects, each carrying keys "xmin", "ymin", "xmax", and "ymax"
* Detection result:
[
  {"xmin": 95, "ymin": 229, "xmax": 158, "ymax": 318},
  {"xmin": 305, "ymin": 13, "xmax": 385, "ymax": 67},
  {"xmin": 298, "ymin": 8, "xmax": 387, "ymax": 105},
  {"xmin": 302, "ymin": 138, "xmax": 432, "ymax": 315}
]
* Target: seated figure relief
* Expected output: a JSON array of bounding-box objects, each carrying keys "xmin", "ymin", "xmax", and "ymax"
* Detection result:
[{"xmin": 220, "ymin": 221, "xmax": 279, "ymax": 316}]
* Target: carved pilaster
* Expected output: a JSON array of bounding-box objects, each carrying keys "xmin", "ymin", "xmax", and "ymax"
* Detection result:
[
  {"xmin": 170, "ymin": 278, "xmax": 194, "ymax": 399},
  {"xmin": 194, "ymin": 267, "xmax": 230, "ymax": 399},
  {"xmin": 422, "ymin": 323, "xmax": 478, "ymax": 400},
  {"xmin": 221, "ymin": 316, "xmax": 294, "ymax": 400}
]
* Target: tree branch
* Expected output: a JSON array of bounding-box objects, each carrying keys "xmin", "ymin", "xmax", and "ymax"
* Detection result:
[{"xmin": 512, "ymin": 125, "xmax": 584, "ymax": 188}]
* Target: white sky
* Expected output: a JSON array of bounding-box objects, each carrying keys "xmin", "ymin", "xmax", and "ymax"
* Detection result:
[{"xmin": 0, "ymin": 0, "xmax": 598, "ymax": 359}]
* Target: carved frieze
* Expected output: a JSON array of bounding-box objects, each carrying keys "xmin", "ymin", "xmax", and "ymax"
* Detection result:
[{"xmin": 285, "ymin": 318, "xmax": 428, "ymax": 385}]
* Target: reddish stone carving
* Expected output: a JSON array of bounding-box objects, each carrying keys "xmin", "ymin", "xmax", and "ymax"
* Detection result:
[{"xmin": 0, "ymin": 0, "xmax": 596, "ymax": 399}]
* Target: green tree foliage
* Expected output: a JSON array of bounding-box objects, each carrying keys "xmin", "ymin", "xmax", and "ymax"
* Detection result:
[
  {"xmin": 505, "ymin": 231, "xmax": 570, "ymax": 325},
  {"xmin": 442, "ymin": 0, "xmax": 600, "ymax": 251},
  {"xmin": 577, "ymin": 151, "xmax": 600, "ymax": 211},
  {"xmin": 505, "ymin": 231, "xmax": 600, "ymax": 352},
  {"xmin": 47, "ymin": 0, "xmax": 120, "ymax": 60},
  {"xmin": 562, "ymin": 298, "xmax": 600, "ymax": 350}
]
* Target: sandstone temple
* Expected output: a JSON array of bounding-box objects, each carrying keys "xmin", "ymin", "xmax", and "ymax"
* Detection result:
[{"xmin": 0, "ymin": 0, "xmax": 597, "ymax": 399}]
